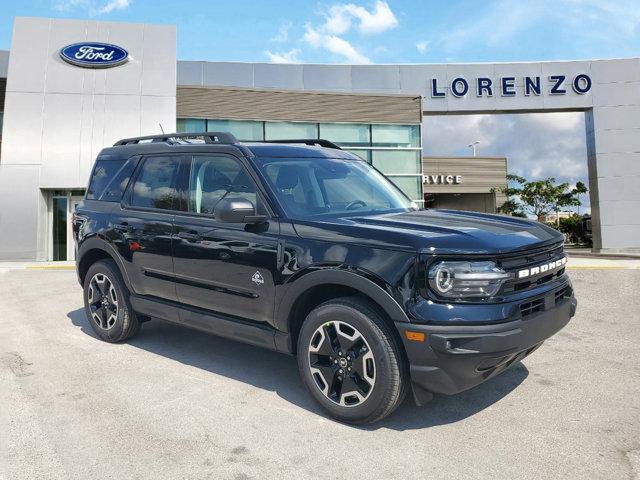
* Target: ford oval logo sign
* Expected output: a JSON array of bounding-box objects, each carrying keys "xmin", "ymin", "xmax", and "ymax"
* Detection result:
[{"xmin": 59, "ymin": 42, "xmax": 129, "ymax": 68}]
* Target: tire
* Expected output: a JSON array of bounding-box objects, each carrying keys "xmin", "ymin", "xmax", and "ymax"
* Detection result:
[
  {"xmin": 297, "ymin": 296, "xmax": 407, "ymax": 424},
  {"xmin": 83, "ymin": 259, "xmax": 141, "ymax": 343}
]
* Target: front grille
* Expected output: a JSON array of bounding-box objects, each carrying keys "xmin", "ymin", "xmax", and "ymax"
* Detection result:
[
  {"xmin": 520, "ymin": 298, "xmax": 545, "ymax": 317},
  {"xmin": 498, "ymin": 241, "xmax": 566, "ymax": 295},
  {"xmin": 519, "ymin": 284, "xmax": 573, "ymax": 318},
  {"xmin": 555, "ymin": 285, "xmax": 573, "ymax": 304}
]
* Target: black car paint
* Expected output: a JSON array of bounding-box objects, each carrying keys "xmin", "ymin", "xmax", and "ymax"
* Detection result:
[{"xmin": 75, "ymin": 140, "xmax": 576, "ymax": 403}]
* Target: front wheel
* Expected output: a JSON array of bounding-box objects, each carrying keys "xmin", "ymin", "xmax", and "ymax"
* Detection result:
[{"xmin": 297, "ymin": 297, "xmax": 407, "ymax": 424}]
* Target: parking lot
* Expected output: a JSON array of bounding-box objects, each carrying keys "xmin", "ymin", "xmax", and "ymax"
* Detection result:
[{"xmin": 1, "ymin": 266, "xmax": 639, "ymax": 480}]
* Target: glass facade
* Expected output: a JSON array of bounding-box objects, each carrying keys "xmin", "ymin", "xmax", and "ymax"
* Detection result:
[
  {"xmin": 177, "ymin": 119, "xmax": 422, "ymax": 202},
  {"xmin": 265, "ymin": 121, "xmax": 317, "ymax": 140},
  {"xmin": 176, "ymin": 118, "xmax": 206, "ymax": 132},
  {"xmin": 371, "ymin": 124, "xmax": 420, "ymax": 147},
  {"xmin": 371, "ymin": 150, "xmax": 421, "ymax": 175},
  {"xmin": 319, "ymin": 123, "xmax": 370, "ymax": 146},
  {"xmin": 207, "ymin": 119, "xmax": 263, "ymax": 141}
]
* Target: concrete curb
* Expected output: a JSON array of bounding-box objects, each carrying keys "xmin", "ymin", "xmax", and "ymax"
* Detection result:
[{"xmin": 25, "ymin": 265, "xmax": 76, "ymax": 270}]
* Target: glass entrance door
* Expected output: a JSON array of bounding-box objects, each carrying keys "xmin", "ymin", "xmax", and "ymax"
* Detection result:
[
  {"xmin": 67, "ymin": 196, "xmax": 83, "ymax": 261},
  {"xmin": 49, "ymin": 190, "xmax": 85, "ymax": 261},
  {"xmin": 52, "ymin": 196, "xmax": 68, "ymax": 261}
]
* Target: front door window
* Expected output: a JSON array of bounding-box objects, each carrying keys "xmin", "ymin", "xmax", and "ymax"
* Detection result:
[{"xmin": 188, "ymin": 155, "xmax": 258, "ymax": 215}]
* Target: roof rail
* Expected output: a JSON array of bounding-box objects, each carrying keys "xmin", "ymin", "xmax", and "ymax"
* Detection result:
[
  {"xmin": 258, "ymin": 139, "xmax": 342, "ymax": 150},
  {"xmin": 113, "ymin": 132, "xmax": 238, "ymax": 146}
]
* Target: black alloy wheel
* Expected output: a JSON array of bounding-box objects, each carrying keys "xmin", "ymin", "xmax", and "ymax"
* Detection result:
[
  {"xmin": 83, "ymin": 259, "xmax": 140, "ymax": 343},
  {"xmin": 308, "ymin": 320, "xmax": 376, "ymax": 407},
  {"xmin": 297, "ymin": 296, "xmax": 407, "ymax": 424}
]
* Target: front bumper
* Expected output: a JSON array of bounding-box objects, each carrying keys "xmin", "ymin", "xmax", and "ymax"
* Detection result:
[{"xmin": 398, "ymin": 293, "xmax": 577, "ymax": 404}]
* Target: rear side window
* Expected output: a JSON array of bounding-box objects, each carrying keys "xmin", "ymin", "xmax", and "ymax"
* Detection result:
[
  {"xmin": 87, "ymin": 158, "xmax": 136, "ymax": 201},
  {"xmin": 130, "ymin": 156, "xmax": 180, "ymax": 210}
]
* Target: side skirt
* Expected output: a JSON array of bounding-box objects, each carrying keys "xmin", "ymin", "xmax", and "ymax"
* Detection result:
[{"xmin": 130, "ymin": 295, "xmax": 292, "ymax": 354}]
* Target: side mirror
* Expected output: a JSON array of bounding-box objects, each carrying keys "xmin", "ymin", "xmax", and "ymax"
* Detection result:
[{"xmin": 214, "ymin": 197, "xmax": 266, "ymax": 224}]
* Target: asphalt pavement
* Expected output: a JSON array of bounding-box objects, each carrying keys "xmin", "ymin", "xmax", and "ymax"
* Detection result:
[{"xmin": 1, "ymin": 267, "xmax": 639, "ymax": 480}]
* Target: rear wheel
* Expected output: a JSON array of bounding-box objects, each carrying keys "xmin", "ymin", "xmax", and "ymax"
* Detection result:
[
  {"xmin": 83, "ymin": 260, "xmax": 140, "ymax": 343},
  {"xmin": 297, "ymin": 296, "xmax": 407, "ymax": 424}
]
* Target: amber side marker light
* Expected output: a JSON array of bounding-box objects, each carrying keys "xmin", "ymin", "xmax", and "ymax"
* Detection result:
[{"xmin": 404, "ymin": 330, "xmax": 426, "ymax": 342}]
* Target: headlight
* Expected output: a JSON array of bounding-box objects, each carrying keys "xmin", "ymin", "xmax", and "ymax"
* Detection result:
[{"xmin": 428, "ymin": 261, "xmax": 511, "ymax": 299}]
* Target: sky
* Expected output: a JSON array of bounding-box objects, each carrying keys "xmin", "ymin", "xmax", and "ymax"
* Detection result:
[{"xmin": 1, "ymin": 0, "xmax": 639, "ymax": 213}]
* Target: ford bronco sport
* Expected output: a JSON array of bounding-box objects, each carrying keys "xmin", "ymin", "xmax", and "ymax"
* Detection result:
[{"xmin": 74, "ymin": 132, "xmax": 577, "ymax": 424}]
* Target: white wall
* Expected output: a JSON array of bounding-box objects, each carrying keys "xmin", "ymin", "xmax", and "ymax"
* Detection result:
[{"xmin": 0, "ymin": 17, "xmax": 177, "ymax": 260}]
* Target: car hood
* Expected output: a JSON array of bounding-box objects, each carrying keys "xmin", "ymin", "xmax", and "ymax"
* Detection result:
[{"xmin": 292, "ymin": 209, "xmax": 563, "ymax": 255}]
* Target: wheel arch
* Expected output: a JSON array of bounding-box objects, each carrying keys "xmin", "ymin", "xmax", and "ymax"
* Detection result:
[
  {"xmin": 276, "ymin": 269, "xmax": 410, "ymax": 354},
  {"xmin": 77, "ymin": 238, "xmax": 133, "ymax": 292}
]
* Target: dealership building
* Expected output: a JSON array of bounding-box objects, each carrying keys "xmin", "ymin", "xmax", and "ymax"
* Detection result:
[{"xmin": 0, "ymin": 16, "xmax": 639, "ymax": 260}]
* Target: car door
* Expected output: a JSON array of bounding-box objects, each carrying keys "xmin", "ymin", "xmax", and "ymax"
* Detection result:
[
  {"xmin": 113, "ymin": 155, "xmax": 183, "ymax": 301},
  {"xmin": 171, "ymin": 153, "xmax": 279, "ymax": 324}
]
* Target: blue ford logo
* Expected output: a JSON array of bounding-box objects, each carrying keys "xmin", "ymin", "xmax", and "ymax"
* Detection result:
[{"xmin": 59, "ymin": 42, "xmax": 129, "ymax": 68}]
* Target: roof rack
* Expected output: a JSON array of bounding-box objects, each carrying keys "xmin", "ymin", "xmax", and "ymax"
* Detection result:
[
  {"xmin": 257, "ymin": 139, "xmax": 342, "ymax": 150},
  {"xmin": 113, "ymin": 132, "xmax": 238, "ymax": 146}
]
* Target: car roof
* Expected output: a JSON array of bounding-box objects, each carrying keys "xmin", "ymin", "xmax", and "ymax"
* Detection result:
[{"xmin": 242, "ymin": 143, "xmax": 359, "ymax": 159}]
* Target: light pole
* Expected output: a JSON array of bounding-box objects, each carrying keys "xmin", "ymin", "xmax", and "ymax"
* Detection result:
[{"xmin": 468, "ymin": 141, "xmax": 479, "ymax": 157}]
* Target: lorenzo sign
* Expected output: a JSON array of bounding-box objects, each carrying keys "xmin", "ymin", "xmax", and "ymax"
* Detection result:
[
  {"xmin": 59, "ymin": 42, "xmax": 129, "ymax": 68},
  {"xmin": 431, "ymin": 74, "xmax": 592, "ymax": 98}
]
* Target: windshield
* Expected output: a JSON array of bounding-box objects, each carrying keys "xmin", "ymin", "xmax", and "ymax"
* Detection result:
[{"xmin": 256, "ymin": 157, "xmax": 416, "ymax": 219}]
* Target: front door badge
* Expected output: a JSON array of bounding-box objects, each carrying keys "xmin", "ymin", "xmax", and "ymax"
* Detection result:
[{"xmin": 252, "ymin": 271, "xmax": 265, "ymax": 285}]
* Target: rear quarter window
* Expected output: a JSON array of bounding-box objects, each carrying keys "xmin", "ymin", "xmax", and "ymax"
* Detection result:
[
  {"xmin": 87, "ymin": 157, "xmax": 137, "ymax": 202},
  {"xmin": 129, "ymin": 156, "xmax": 180, "ymax": 210}
]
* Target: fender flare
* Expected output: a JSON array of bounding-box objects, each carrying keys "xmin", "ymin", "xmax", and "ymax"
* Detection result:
[
  {"xmin": 274, "ymin": 268, "xmax": 411, "ymax": 333},
  {"xmin": 77, "ymin": 237, "xmax": 134, "ymax": 292}
]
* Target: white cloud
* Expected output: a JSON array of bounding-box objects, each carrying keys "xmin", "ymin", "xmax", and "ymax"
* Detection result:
[
  {"xmin": 322, "ymin": 34, "xmax": 371, "ymax": 64},
  {"xmin": 416, "ymin": 40, "xmax": 429, "ymax": 54},
  {"xmin": 303, "ymin": 25, "xmax": 371, "ymax": 64},
  {"xmin": 54, "ymin": 0, "xmax": 130, "ymax": 15},
  {"xmin": 54, "ymin": 0, "xmax": 80, "ymax": 10},
  {"xmin": 98, "ymin": 0, "xmax": 129, "ymax": 13},
  {"xmin": 271, "ymin": 22, "xmax": 292, "ymax": 43},
  {"xmin": 323, "ymin": 5, "xmax": 353, "ymax": 35},
  {"xmin": 527, "ymin": 111, "xmax": 582, "ymax": 132},
  {"xmin": 54, "ymin": 0, "xmax": 76, "ymax": 9},
  {"xmin": 298, "ymin": 1, "xmax": 397, "ymax": 63},
  {"xmin": 264, "ymin": 48, "xmax": 301, "ymax": 63},
  {"xmin": 323, "ymin": 1, "xmax": 398, "ymax": 35}
]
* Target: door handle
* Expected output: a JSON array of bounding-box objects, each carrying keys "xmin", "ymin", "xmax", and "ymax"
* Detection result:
[
  {"xmin": 277, "ymin": 239, "xmax": 285, "ymax": 269},
  {"xmin": 177, "ymin": 231, "xmax": 200, "ymax": 241}
]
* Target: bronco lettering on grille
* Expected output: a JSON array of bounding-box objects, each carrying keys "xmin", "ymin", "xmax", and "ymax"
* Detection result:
[{"xmin": 517, "ymin": 257, "xmax": 567, "ymax": 279}]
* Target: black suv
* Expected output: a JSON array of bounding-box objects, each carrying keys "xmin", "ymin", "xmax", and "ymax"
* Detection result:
[{"xmin": 74, "ymin": 132, "xmax": 577, "ymax": 424}]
